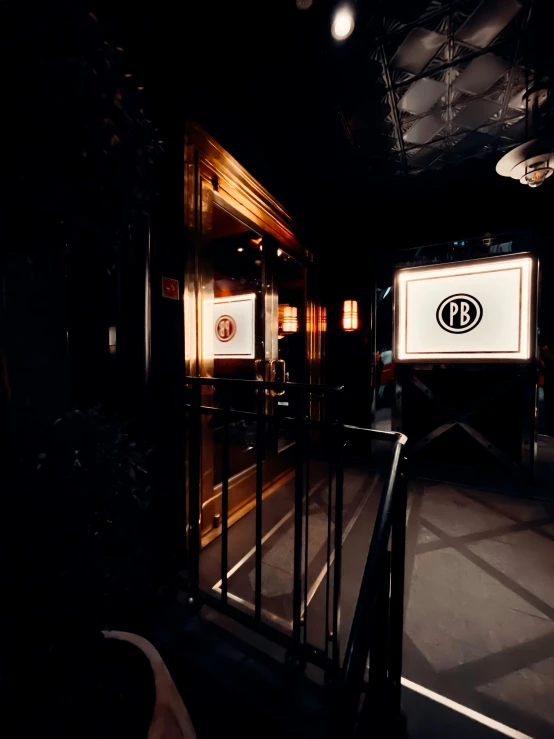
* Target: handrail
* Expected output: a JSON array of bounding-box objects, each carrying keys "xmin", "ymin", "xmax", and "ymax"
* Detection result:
[
  {"xmin": 342, "ymin": 430, "xmax": 407, "ymax": 732},
  {"xmin": 186, "ymin": 375, "xmax": 345, "ymax": 393},
  {"xmin": 184, "ymin": 376, "xmax": 408, "ymax": 736}
]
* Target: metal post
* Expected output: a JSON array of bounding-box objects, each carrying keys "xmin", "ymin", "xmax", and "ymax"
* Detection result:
[
  {"xmin": 393, "ymin": 364, "xmax": 404, "ymax": 434},
  {"xmin": 254, "ymin": 385, "xmax": 265, "ymax": 623},
  {"xmin": 292, "ymin": 411, "xmax": 304, "ymax": 656},
  {"xmin": 342, "ymin": 440, "xmax": 404, "ymax": 725},
  {"xmin": 188, "ymin": 381, "xmax": 202, "ymax": 593},
  {"xmin": 221, "ymin": 390, "xmax": 230, "ymax": 604},
  {"xmin": 303, "ymin": 402, "xmax": 310, "ymax": 646},
  {"xmin": 358, "ymin": 551, "xmax": 392, "ymax": 736},
  {"xmin": 389, "ymin": 463, "xmax": 407, "ymax": 716},
  {"xmin": 332, "ymin": 421, "xmax": 344, "ymax": 669},
  {"xmin": 325, "ymin": 431, "xmax": 334, "ymax": 664}
]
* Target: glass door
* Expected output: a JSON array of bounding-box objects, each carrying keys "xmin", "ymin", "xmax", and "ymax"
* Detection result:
[
  {"xmin": 194, "ymin": 200, "xmax": 310, "ymax": 541},
  {"xmin": 198, "ymin": 203, "xmax": 264, "ymax": 538}
]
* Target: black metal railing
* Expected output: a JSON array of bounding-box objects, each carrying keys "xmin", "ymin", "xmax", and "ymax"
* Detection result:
[{"xmin": 185, "ymin": 376, "xmax": 407, "ymax": 736}]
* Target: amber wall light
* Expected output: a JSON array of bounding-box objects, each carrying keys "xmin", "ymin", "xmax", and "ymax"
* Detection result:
[
  {"xmin": 279, "ymin": 304, "xmax": 298, "ymax": 334},
  {"xmin": 342, "ymin": 300, "xmax": 358, "ymax": 331}
]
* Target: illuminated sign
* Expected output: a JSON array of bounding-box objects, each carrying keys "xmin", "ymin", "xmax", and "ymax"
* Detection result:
[
  {"xmin": 211, "ymin": 293, "xmax": 256, "ymax": 358},
  {"xmin": 215, "ymin": 315, "xmax": 237, "ymax": 342},
  {"xmin": 394, "ymin": 254, "xmax": 537, "ymax": 363}
]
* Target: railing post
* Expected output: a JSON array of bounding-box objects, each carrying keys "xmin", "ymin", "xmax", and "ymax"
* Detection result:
[
  {"xmin": 303, "ymin": 397, "xmax": 311, "ymax": 648},
  {"xmin": 188, "ymin": 380, "xmax": 202, "ymax": 594},
  {"xmin": 357, "ymin": 551, "xmax": 391, "ymax": 736},
  {"xmin": 325, "ymin": 435, "xmax": 334, "ymax": 671},
  {"xmin": 291, "ymin": 407, "xmax": 304, "ymax": 661},
  {"xmin": 221, "ymin": 389, "xmax": 230, "ymax": 605},
  {"xmin": 254, "ymin": 384, "xmax": 265, "ymax": 623},
  {"xmin": 332, "ymin": 420, "xmax": 344, "ymax": 671},
  {"xmin": 341, "ymin": 440, "xmax": 404, "ymax": 734},
  {"xmin": 389, "ymin": 458, "xmax": 408, "ymax": 716}
]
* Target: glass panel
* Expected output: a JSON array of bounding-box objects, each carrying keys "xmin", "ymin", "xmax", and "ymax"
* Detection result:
[
  {"xmin": 390, "ymin": 28, "xmax": 446, "ymax": 75},
  {"xmin": 453, "ymin": 100, "xmax": 501, "ymax": 129},
  {"xmin": 200, "ymin": 204, "xmax": 264, "ymax": 536},
  {"xmin": 404, "ymin": 115, "xmax": 445, "ymax": 145},
  {"xmin": 399, "ymin": 78, "xmax": 446, "ymax": 116},
  {"xmin": 456, "ymin": 0, "xmax": 521, "ymax": 48},
  {"xmin": 454, "ymin": 54, "xmax": 509, "ymax": 96}
]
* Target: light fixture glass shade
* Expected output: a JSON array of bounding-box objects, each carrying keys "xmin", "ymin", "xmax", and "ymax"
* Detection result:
[
  {"xmin": 342, "ymin": 300, "xmax": 358, "ymax": 331},
  {"xmin": 520, "ymin": 164, "xmax": 553, "ymax": 187}
]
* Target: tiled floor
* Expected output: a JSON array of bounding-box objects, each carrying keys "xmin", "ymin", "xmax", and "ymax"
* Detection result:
[
  {"xmin": 404, "ymin": 480, "xmax": 554, "ymax": 738},
  {"xmin": 195, "ymin": 446, "xmax": 554, "ymax": 737}
]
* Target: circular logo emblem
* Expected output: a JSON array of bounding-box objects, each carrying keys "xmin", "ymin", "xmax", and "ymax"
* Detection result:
[
  {"xmin": 215, "ymin": 315, "xmax": 236, "ymax": 342},
  {"xmin": 436, "ymin": 294, "xmax": 483, "ymax": 334}
]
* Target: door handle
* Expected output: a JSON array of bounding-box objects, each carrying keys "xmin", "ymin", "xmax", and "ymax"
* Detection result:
[
  {"xmin": 270, "ymin": 359, "xmax": 286, "ymax": 396},
  {"xmin": 255, "ymin": 359, "xmax": 286, "ymax": 395}
]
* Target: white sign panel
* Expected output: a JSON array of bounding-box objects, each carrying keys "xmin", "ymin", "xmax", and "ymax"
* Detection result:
[
  {"xmin": 394, "ymin": 254, "xmax": 536, "ymax": 363},
  {"xmin": 208, "ymin": 293, "xmax": 256, "ymax": 359}
]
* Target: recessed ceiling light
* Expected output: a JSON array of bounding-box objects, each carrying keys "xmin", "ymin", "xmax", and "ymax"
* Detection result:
[{"xmin": 331, "ymin": 6, "xmax": 355, "ymax": 41}]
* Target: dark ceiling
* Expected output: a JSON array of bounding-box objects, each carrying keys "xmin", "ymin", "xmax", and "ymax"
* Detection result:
[{"xmin": 94, "ymin": 0, "xmax": 554, "ymax": 254}]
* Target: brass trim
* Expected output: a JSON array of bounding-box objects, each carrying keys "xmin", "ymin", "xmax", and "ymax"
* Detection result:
[{"xmin": 184, "ymin": 122, "xmax": 321, "ymax": 539}]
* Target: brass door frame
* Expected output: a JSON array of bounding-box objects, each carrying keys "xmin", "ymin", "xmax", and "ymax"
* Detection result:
[{"xmin": 184, "ymin": 122, "xmax": 322, "ymax": 538}]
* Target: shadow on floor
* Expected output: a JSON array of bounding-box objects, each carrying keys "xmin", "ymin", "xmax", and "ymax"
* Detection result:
[{"xmin": 156, "ymin": 451, "xmax": 554, "ymax": 738}]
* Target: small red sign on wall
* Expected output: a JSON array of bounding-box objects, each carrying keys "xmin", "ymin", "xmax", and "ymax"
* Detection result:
[{"xmin": 162, "ymin": 276, "xmax": 179, "ymax": 300}]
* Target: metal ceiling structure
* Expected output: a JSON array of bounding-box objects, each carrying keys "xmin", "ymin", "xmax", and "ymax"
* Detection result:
[{"xmin": 363, "ymin": 0, "xmax": 543, "ymax": 175}]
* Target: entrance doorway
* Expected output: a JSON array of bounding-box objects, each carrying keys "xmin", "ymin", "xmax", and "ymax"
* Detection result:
[{"xmin": 184, "ymin": 124, "xmax": 323, "ymax": 544}]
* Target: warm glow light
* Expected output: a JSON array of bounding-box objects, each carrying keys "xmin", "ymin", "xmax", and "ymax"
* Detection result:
[
  {"xmin": 394, "ymin": 255, "xmax": 536, "ymax": 362},
  {"xmin": 237, "ymin": 247, "xmax": 244, "ymax": 252},
  {"xmin": 279, "ymin": 304, "xmax": 298, "ymax": 334},
  {"xmin": 109, "ymin": 326, "xmax": 117, "ymax": 354},
  {"xmin": 332, "ymin": 6, "xmax": 355, "ymax": 40},
  {"xmin": 342, "ymin": 300, "xmax": 358, "ymax": 331},
  {"xmin": 277, "ymin": 249, "xmax": 282, "ymax": 257},
  {"xmin": 321, "ymin": 307, "xmax": 327, "ymax": 333}
]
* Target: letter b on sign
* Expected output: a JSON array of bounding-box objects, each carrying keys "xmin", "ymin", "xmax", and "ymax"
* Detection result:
[{"xmin": 437, "ymin": 294, "xmax": 483, "ymax": 334}]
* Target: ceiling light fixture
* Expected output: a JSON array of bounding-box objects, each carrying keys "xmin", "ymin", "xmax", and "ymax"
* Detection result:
[
  {"xmin": 497, "ymin": 84, "xmax": 554, "ymax": 189},
  {"xmin": 497, "ymin": 140, "xmax": 554, "ymax": 188},
  {"xmin": 331, "ymin": 6, "xmax": 355, "ymax": 41}
]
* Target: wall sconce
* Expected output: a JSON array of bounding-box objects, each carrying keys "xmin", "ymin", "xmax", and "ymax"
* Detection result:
[
  {"xmin": 342, "ymin": 300, "xmax": 358, "ymax": 331},
  {"xmin": 320, "ymin": 306, "xmax": 327, "ymax": 333},
  {"xmin": 109, "ymin": 326, "xmax": 117, "ymax": 354},
  {"xmin": 279, "ymin": 304, "xmax": 298, "ymax": 334}
]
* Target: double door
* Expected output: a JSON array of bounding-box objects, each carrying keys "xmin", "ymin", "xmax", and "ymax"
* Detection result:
[{"xmin": 186, "ymin": 192, "xmax": 311, "ymax": 540}]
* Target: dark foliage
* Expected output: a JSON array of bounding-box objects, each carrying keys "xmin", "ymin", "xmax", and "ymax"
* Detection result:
[{"xmin": 0, "ymin": 408, "xmax": 157, "ymax": 649}]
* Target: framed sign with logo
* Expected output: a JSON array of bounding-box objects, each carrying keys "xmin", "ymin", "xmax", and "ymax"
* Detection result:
[
  {"xmin": 394, "ymin": 253, "xmax": 538, "ymax": 363},
  {"xmin": 210, "ymin": 293, "xmax": 256, "ymax": 359}
]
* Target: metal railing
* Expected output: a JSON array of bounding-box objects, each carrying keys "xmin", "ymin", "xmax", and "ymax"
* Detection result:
[{"xmin": 185, "ymin": 376, "xmax": 407, "ymax": 736}]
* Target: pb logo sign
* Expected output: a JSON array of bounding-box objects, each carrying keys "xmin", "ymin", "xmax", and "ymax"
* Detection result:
[
  {"xmin": 215, "ymin": 315, "xmax": 237, "ymax": 342},
  {"xmin": 436, "ymin": 294, "xmax": 483, "ymax": 334}
]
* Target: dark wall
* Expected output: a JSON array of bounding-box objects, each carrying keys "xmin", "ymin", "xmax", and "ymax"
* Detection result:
[{"xmin": 1, "ymin": 246, "xmax": 69, "ymax": 425}]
